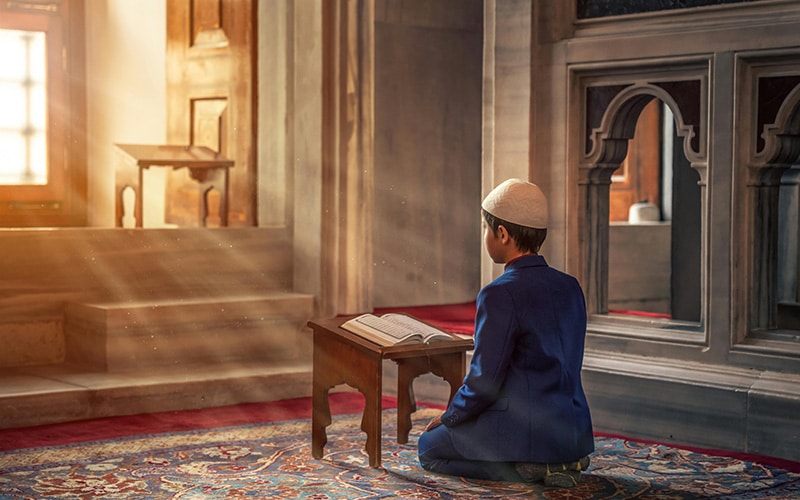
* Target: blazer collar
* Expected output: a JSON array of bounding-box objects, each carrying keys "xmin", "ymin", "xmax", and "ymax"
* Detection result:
[{"xmin": 505, "ymin": 254, "xmax": 547, "ymax": 271}]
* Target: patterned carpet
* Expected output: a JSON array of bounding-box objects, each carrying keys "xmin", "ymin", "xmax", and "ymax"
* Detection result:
[{"xmin": 1, "ymin": 407, "xmax": 799, "ymax": 499}]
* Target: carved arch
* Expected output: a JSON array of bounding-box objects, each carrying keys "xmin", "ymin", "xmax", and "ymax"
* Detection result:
[
  {"xmin": 757, "ymin": 81, "xmax": 800, "ymax": 169},
  {"xmin": 583, "ymin": 82, "xmax": 706, "ymax": 183}
]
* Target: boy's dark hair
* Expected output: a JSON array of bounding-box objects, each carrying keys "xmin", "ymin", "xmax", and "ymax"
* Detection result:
[{"xmin": 482, "ymin": 209, "xmax": 547, "ymax": 254}]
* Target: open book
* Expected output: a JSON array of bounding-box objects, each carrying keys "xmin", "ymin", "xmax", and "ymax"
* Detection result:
[{"xmin": 340, "ymin": 313, "xmax": 460, "ymax": 347}]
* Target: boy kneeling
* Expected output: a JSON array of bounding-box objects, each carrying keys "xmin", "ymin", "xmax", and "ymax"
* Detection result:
[{"xmin": 418, "ymin": 179, "xmax": 594, "ymax": 488}]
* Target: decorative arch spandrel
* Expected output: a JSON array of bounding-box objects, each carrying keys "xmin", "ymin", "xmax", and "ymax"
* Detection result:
[
  {"xmin": 755, "ymin": 80, "xmax": 800, "ymax": 169},
  {"xmin": 583, "ymin": 81, "xmax": 707, "ymax": 176}
]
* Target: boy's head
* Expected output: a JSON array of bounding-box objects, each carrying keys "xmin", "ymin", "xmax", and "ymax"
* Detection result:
[{"xmin": 481, "ymin": 178, "xmax": 548, "ymax": 256}]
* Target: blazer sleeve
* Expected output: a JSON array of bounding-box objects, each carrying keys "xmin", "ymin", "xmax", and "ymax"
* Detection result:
[{"xmin": 440, "ymin": 284, "xmax": 518, "ymax": 427}]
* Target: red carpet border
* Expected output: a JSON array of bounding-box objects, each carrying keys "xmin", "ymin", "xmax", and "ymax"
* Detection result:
[{"xmin": 0, "ymin": 392, "xmax": 388, "ymax": 452}]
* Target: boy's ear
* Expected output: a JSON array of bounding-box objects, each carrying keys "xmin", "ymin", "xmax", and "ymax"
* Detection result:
[{"xmin": 497, "ymin": 225, "xmax": 509, "ymax": 243}]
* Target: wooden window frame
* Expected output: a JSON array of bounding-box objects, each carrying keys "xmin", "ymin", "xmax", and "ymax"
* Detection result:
[{"xmin": 0, "ymin": 0, "xmax": 86, "ymax": 227}]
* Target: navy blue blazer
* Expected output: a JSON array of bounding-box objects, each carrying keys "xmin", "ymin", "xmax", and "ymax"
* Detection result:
[{"xmin": 440, "ymin": 255, "xmax": 594, "ymax": 463}]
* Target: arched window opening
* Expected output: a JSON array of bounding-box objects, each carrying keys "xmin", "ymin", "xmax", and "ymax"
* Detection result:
[
  {"xmin": 575, "ymin": 72, "xmax": 707, "ymax": 340},
  {"xmin": 746, "ymin": 76, "xmax": 800, "ymax": 341},
  {"xmin": 607, "ymin": 99, "xmax": 702, "ymax": 323}
]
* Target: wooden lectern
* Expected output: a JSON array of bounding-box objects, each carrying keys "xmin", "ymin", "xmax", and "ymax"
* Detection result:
[
  {"xmin": 307, "ymin": 316, "xmax": 473, "ymax": 467},
  {"xmin": 114, "ymin": 144, "xmax": 234, "ymax": 228}
]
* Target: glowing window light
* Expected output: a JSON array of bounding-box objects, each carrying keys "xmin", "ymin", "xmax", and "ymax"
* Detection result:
[{"xmin": 0, "ymin": 29, "xmax": 47, "ymax": 185}]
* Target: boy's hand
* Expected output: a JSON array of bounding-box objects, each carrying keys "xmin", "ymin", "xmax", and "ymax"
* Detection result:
[{"xmin": 424, "ymin": 414, "xmax": 443, "ymax": 432}]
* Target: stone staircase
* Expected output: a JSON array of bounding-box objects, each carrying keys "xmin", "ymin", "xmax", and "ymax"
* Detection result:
[
  {"xmin": 64, "ymin": 293, "xmax": 313, "ymax": 370},
  {"xmin": 0, "ymin": 292, "xmax": 316, "ymax": 429}
]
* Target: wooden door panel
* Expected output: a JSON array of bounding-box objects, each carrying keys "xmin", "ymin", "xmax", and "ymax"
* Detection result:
[
  {"xmin": 166, "ymin": 0, "xmax": 255, "ymax": 227},
  {"xmin": 192, "ymin": 98, "xmax": 227, "ymax": 151},
  {"xmin": 167, "ymin": 97, "xmax": 228, "ymax": 227},
  {"xmin": 192, "ymin": 0, "xmax": 227, "ymax": 47}
]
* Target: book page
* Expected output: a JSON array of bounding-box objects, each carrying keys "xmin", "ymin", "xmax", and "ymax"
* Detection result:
[
  {"xmin": 340, "ymin": 313, "xmax": 459, "ymax": 346},
  {"xmin": 350, "ymin": 314, "xmax": 421, "ymax": 342},
  {"xmin": 379, "ymin": 314, "xmax": 454, "ymax": 343}
]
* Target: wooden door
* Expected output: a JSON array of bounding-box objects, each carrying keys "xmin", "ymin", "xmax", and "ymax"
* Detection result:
[{"xmin": 166, "ymin": 0, "xmax": 256, "ymax": 227}]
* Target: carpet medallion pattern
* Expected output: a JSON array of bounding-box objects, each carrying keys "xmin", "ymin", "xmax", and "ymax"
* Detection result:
[{"xmin": 1, "ymin": 408, "xmax": 798, "ymax": 499}]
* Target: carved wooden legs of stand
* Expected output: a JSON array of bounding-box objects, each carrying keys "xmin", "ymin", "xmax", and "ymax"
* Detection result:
[
  {"xmin": 311, "ymin": 333, "xmax": 383, "ymax": 467},
  {"xmin": 311, "ymin": 330, "xmax": 466, "ymax": 468},
  {"xmin": 395, "ymin": 352, "xmax": 465, "ymax": 444}
]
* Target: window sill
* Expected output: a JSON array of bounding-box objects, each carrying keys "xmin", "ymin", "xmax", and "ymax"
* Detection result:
[{"xmin": 588, "ymin": 313, "xmax": 705, "ymax": 345}]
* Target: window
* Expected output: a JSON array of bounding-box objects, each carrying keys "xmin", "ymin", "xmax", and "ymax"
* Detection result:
[
  {"xmin": 0, "ymin": 29, "xmax": 48, "ymax": 185},
  {"xmin": 709, "ymin": 52, "xmax": 800, "ymax": 371},
  {"xmin": 571, "ymin": 62, "xmax": 709, "ymax": 343},
  {"xmin": 0, "ymin": 1, "xmax": 86, "ymax": 227},
  {"xmin": 608, "ymin": 100, "xmax": 701, "ymax": 322},
  {"xmin": 576, "ymin": 0, "xmax": 759, "ymax": 19},
  {"xmin": 736, "ymin": 61, "xmax": 800, "ymax": 348}
]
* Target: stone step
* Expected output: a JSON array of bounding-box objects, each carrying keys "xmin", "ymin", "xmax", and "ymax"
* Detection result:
[
  {"xmin": 0, "ymin": 357, "xmax": 457, "ymax": 431},
  {"xmin": 0, "ymin": 360, "xmax": 314, "ymax": 429},
  {"xmin": 64, "ymin": 292, "xmax": 315, "ymax": 371}
]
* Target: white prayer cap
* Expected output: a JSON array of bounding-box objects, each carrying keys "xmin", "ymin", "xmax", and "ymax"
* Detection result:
[{"xmin": 481, "ymin": 178, "xmax": 548, "ymax": 229}]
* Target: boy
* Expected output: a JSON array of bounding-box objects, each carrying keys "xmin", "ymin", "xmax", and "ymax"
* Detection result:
[{"xmin": 418, "ymin": 178, "xmax": 594, "ymax": 488}]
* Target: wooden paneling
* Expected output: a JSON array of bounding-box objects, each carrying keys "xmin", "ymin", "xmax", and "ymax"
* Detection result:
[{"xmin": 191, "ymin": 0, "xmax": 227, "ymax": 47}]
